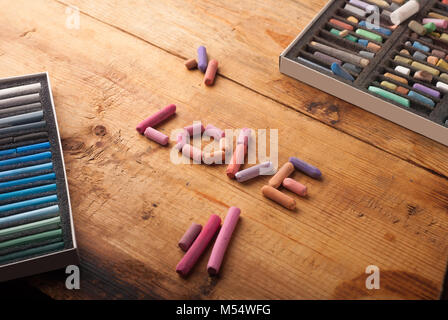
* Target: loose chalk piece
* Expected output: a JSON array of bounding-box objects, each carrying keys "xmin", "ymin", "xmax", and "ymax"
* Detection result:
[
  {"xmin": 408, "ymin": 20, "xmax": 426, "ymax": 36},
  {"xmin": 178, "ymin": 223, "xmax": 202, "ymax": 252},
  {"xmin": 204, "ymin": 59, "xmax": 218, "ymax": 86},
  {"xmin": 289, "ymin": 157, "xmax": 322, "ymax": 179},
  {"xmin": 202, "ymin": 151, "xmax": 225, "ymax": 165},
  {"xmin": 136, "ymin": 104, "xmax": 176, "ymax": 134},
  {"xmin": 207, "ymin": 207, "xmax": 240, "ymax": 275},
  {"xmin": 268, "ymin": 162, "xmax": 294, "ymax": 188},
  {"xmin": 144, "ymin": 127, "xmax": 169, "ymax": 146},
  {"xmin": 197, "ymin": 46, "xmax": 208, "ymax": 73},
  {"xmin": 390, "ymin": 0, "xmax": 420, "ymax": 26},
  {"xmin": 176, "ymin": 214, "xmax": 221, "ymax": 276},
  {"xmin": 237, "ymin": 128, "xmax": 251, "ymax": 147},
  {"xmin": 184, "ymin": 58, "xmax": 198, "ymax": 70},
  {"xmin": 283, "ymin": 178, "xmax": 308, "ymax": 197},
  {"xmin": 235, "ymin": 161, "xmax": 275, "ymax": 183},
  {"xmin": 226, "ymin": 144, "xmax": 246, "ymax": 179},
  {"xmin": 175, "ymin": 131, "xmax": 189, "ymax": 151},
  {"xmin": 261, "ymin": 186, "xmax": 296, "ymax": 211}
]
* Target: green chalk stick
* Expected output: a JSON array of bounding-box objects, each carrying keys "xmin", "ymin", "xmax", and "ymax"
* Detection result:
[
  {"xmin": 356, "ymin": 29, "xmax": 383, "ymax": 42},
  {"xmin": 0, "ymin": 216, "xmax": 60, "ymax": 239},
  {"xmin": 368, "ymin": 86, "xmax": 410, "ymax": 107},
  {"xmin": 424, "ymin": 23, "xmax": 437, "ymax": 33},
  {"xmin": 0, "ymin": 229, "xmax": 62, "ymax": 250},
  {"xmin": 0, "ymin": 241, "xmax": 64, "ymax": 264}
]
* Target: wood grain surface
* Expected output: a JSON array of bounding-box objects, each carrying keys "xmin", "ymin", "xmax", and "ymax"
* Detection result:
[{"xmin": 0, "ymin": 0, "xmax": 447, "ymax": 299}]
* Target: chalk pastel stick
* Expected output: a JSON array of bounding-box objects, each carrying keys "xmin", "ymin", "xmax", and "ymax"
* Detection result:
[
  {"xmin": 289, "ymin": 157, "xmax": 322, "ymax": 179},
  {"xmin": 0, "ymin": 110, "xmax": 43, "ymax": 127},
  {"xmin": 0, "ymin": 205, "xmax": 59, "ymax": 229},
  {"xmin": 0, "ymin": 93, "xmax": 40, "ymax": 109},
  {"xmin": 310, "ymin": 41, "xmax": 370, "ymax": 67},
  {"xmin": 0, "ymin": 162, "xmax": 53, "ymax": 179},
  {"xmin": 235, "ymin": 161, "xmax": 275, "ymax": 183},
  {"xmin": 0, "ymin": 216, "xmax": 60, "ymax": 239},
  {"xmin": 15, "ymin": 142, "xmax": 50, "ymax": 154},
  {"xmin": 0, "ymin": 194, "xmax": 58, "ymax": 215},
  {"xmin": 0, "ymin": 229, "xmax": 62, "ymax": 250},
  {"xmin": 176, "ymin": 214, "xmax": 221, "ymax": 276},
  {"xmin": 0, "ymin": 121, "xmax": 46, "ymax": 135},
  {"xmin": 0, "ymin": 83, "xmax": 41, "ymax": 100},
  {"xmin": 178, "ymin": 223, "xmax": 202, "ymax": 251},
  {"xmin": 0, "ymin": 241, "xmax": 64, "ymax": 264},
  {"xmin": 0, "ymin": 103, "xmax": 41, "ymax": 117},
  {"xmin": 207, "ymin": 207, "xmax": 240, "ymax": 275},
  {"xmin": 136, "ymin": 104, "xmax": 176, "ymax": 134},
  {"xmin": 0, "ymin": 151, "xmax": 51, "ymax": 167},
  {"xmin": 13, "ymin": 131, "xmax": 48, "ymax": 143},
  {"xmin": 0, "ymin": 183, "xmax": 57, "ymax": 201},
  {"xmin": 0, "ymin": 173, "xmax": 55, "ymax": 189},
  {"xmin": 198, "ymin": 46, "xmax": 208, "ymax": 73}
]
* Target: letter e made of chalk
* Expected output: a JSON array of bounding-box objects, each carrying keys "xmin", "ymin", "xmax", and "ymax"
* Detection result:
[
  {"xmin": 65, "ymin": 265, "xmax": 80, "ymax": 290},
  {"xmin": 365, "ymin": 265, "xmax": 380, "ymax": 290}
]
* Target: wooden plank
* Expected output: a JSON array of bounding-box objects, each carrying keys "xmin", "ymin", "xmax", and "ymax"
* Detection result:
[
  {"xmin": 0, "ymin": 0, "xmax": 447, "ymax": 299},
  {"xmin": 57, "ymin": 0, "xmax": 448, "ymax": 178}
]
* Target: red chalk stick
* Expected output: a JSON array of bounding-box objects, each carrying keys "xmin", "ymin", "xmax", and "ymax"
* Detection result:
[
  {"xmin": 207, "ymin": 207, "xmax": 240, "ymax": 275},
  {"xmin": 178, "ymin": 223, "xmax": 202, "ymax": 252},
  {"xmin": 176, "ymin": 214, "xmax": 221, "ymax": 276},
  {"xmin": 226, "ymin": 143, "xmax": 246, "ymax": 179},
  {"xmin": 136, "ymin": 104, "xmax": 176, "ymax": 134}
]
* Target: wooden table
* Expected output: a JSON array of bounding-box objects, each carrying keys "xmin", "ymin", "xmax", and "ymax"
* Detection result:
[{"xmin": 1, "ymin": 0, "xmax": 448, "ymax": 300}]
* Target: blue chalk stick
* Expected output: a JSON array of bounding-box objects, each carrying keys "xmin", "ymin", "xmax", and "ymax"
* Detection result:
[
  {"xmin": 408, "ymin": 91, "xmax": 435, "ymax": 108},
  {"xmin": 413, "ymin": 41, "xmax": 430, "ymax": 52},
  {"xmin": 0, "ymin": 151, "xmax": 51, "ymax": 167},
  {"xmin": 0, "ymin": 204, "xmax": 59, "ymax": 229},
  {"xmin": 359, "ymin": 21, "xmax": 392, "ymax": 36},
  {"xmin": 0, "ymin": 194, "xmax": 58, "ymax": 215},
  {"xmin": 0, "ymin": 162, "xmax": 53, "ymax": 179},
  {"xmin": 358, "ymin": 39, "xmax": 369, "ymax": 47},
  {"xmin": 331, "ymin": 63, "xmax": 355, "ymax": 81},
  {"xmin": 0, "ymin": 184, "xmax": 57, "ymax": 201},
  {"xmin": 0, "ymin": 173, "xmax": 56, "ymax": 189},
  {"xmin": 16, "ymin": 142, "xmax": 50, "ymax": 153}
]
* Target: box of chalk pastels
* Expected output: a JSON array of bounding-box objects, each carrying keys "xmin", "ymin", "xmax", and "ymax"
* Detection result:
[
  {"xmin": 0, "ymin": 72, "xmax": 78, "ymax": 282},
  {"xmin": 280, "ymin": 0, "xmax": 448, "ymax": 147}
]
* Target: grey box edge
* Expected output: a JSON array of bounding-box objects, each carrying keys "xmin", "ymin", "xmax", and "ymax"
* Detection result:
[
  {"xmin": 279, "ymin": 0, "xmax": 448, "ymax": 147},
  {"xmin": 0, "ymin": 72, "xmax": 79, "ymax": 282}
]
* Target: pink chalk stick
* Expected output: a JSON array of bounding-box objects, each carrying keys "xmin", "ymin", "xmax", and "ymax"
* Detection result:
[
  {"xmin": 184, "ymin": 123, "xmax": 205, "ymax": 136},
  {"xmin": 282, "ymin": 178, "xmax": 308, "ymax": 197},
  {"xmin": 207, "ymin": 207, "xmax": 240, "ymax": 275},
  {"xmin": 182, "ymin": 144, "xmax": 202, "ymax": 163},
  {"xmin": 204, "ymin": 124, "xmax": 225, "ymax": 140},
  {"xmin": 422, "ymin": 18, "xmax": 448, "ymax": 29},
  {"xmin": 136, "ymin": 104, "xmax": 176, "ymax": 134},
  {"xmin": 226, "ymin": 143, "xmax": 246, "ymax": 179},
  {"xmin": 144, "ymin": 127, "xmax": 169, "ymax": 145},
  {"xmin": 176, "ymin": 214, "xmax": 221, "ymax": 276},
  {"xmin": 178, "ymin": 223, "xmax": 202, "ymax": 252},
  {"xmin": 237, "ymin": 128, "xmax": 251, "ymax": 147}
]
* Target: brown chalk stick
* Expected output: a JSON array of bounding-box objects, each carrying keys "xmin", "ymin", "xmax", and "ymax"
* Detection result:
[
  {"xmin": 268, "ymin": 162, "xmax": 294, "ymax": 188},
  {"xmin": 261, "ymin": 185, "xmax": 296, "ymax": 211}
]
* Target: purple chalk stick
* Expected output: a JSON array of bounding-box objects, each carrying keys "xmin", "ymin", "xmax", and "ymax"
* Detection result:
[
  {"xmin": 204, "ymin": 124, "xmax": 225, "ymax": 140},
  {"xmin": 235, "ymin": 161, "xmax": 275, "ymax": 183},
  {"xmin": 289, "ymin": 157, "xmax": 322, "ymax": 179},
  {"xmin": 198, "ymin": 46, "xmax": 208, "ymax": 73},
  {"xmin": 349, "ymin": 0, "xmax": 371, "ymax": 10},
  {"xmin": 412, "ymin": 83, "xmax": 441, "ymax": 98}
]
